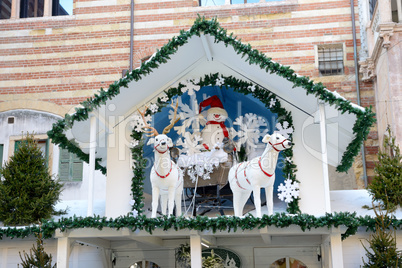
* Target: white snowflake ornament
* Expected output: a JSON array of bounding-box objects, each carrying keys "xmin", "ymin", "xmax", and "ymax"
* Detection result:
[
  {"xmin": 169, "ymin": 97, "xmax": 205, "ymax": 136},
  {"xmin": 131, "ymin": 113, "xmax": 144, "ymax": 127},
  {"xmin": 247, "ymin": 84, "xmax": 256, "ymax": 92},
  {"xmin": 130, "ymin": 139, "xmax": 139, "ymax": 148},
  {"xmin": 129, "ymin": 200, "xmax": 139, "ymax": 217},
  {"xmin": 277, "ymin": 179, "xmax": 299, "ymax": 203},
  {"xmin": 149, "ymin": 103, "xmax": 159, "ymax": 113},
  {"xmin": 275, "ymin": 121, "xmax": 293, "ymax": 139},
  {"xmin": 269, "ymin": 98, "xmax": 277, "ymax": 108},
  {"xmin": 159, "ymin": 93, "xmax": 169, "ymax": 103},
  {"xmin": 144, "ymin": 114, "xmax": 152, "ymax": 123},
  {"xmin": 232, "ymin": 113, "xmax": 268, "ymax": 152},
  {"xmin": 134, "ymin": 125, "xmax": 143, "ymax": 132},
  {"xmin": 215, "ymin": 76, "xmax": 225, "ymax": 86},
  {"xmin": 180, "ymin": 79, "xmax": 200, "ymax": 96}
]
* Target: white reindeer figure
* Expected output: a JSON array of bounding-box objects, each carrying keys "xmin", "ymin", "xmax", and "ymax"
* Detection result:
[
  {"xmin": 228, "ymin": 132, "xmax": 292, "ymax": 217},
  {"xmin": 139, "ymin": 101, "xmax": 183, "ymax": 218}
]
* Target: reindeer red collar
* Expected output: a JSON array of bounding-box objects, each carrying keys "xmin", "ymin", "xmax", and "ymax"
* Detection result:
[{"xmin": 138, "ymin": 100, "xmax": 183, "ymax": 218}]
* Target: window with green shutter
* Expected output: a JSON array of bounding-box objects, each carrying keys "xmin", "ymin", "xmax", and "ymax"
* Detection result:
[{"xmin": 59, "ymin": 148, "xmax": 83, "ymax": 181}]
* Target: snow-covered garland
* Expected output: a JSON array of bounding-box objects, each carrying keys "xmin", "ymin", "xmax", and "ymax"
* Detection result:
[{"xmin": 130, "ymin": 73, "xmax": 300, "ymax": 214}]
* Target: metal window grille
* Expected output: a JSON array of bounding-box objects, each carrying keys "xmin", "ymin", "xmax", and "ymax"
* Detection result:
[{"xmin": 318, "ymin": 46, "xmax": 344, "ymax": 76}]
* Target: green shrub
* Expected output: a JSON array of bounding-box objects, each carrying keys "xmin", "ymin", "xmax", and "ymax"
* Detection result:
[
  {"xmin": 19, "ymin": 230, "xmax": 56, "ymax": 268},
  {"xmin": 368, "ymin": 128, "xmax": 402, "ymax": 212},
  {"xmin": 0, "ymin": 133, "xmax": 63, "ymax": 226}
]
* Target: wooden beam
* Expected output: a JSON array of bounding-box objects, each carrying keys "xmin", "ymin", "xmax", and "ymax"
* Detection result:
[
  {"xmin": 128, "ymin": 235, "xmax": 164, "ymax": 247},
  {"xmin": 200, "ymin": 35, "xmax": 213, "ymax": 61},
  {"xmin": 75, "ymin": 238, "xmax": 111, "ymax": 249},
  {"xmin": 56, "ymin": 227, "xmax": 130, "ymax": 238},
  {"xmin": 201, "ymin": 236, "xmax": 217, "ymax": 247}
]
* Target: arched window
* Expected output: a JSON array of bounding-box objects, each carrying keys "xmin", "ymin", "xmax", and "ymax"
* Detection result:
[{"xmin": 270, "ymin": 257, "xmax": 307, "ymax": 268}]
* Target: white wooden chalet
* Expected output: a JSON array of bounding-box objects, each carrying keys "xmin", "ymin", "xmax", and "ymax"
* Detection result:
[{"xmin": 1, "ymin": 18, "xmax": 396, "ymax": 268}]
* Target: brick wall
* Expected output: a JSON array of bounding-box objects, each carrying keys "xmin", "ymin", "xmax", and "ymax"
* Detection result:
[{"xmin": 0, "ymin": 0, "xmax": 377, "ymax": 185}]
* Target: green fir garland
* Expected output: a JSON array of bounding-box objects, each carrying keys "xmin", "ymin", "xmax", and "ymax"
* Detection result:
[{"xmin": 1, "ymin": 212, "xmax": 401, "ymax": 241}]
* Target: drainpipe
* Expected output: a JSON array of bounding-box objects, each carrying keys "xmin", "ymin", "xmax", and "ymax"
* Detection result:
[
  {"xmin": 351, "ymin": 0, "xmax": 368, "ymax": 188},
  {"xmin": 129, "ymin": 0, "xmax": 134, "ymax": 72}
]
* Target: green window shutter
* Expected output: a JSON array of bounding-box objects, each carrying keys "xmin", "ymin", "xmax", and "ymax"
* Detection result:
[
  {"xmin": 0, "ymin": 144, "xmax": 3, "ymax": 167},
  {"xmin": 14, "ymin": 140, "xmax": 22, "ymax": 152},
  {"xmin": 72, "ymin": 161, "xmax": 83, "ymax": 181},
  {"xmin": 71, "ymin": 152, "xmax": 83, "ymax": 181},
  {"xmin": 59, "ymin": 148, "xmax": 83, "ymax": 181},
  {"xmin": 59, "ymin": 149, "xmax": 71, "ymax": 181}
]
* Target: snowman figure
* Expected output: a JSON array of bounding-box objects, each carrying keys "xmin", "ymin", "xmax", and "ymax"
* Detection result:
[{"xmin": 198, "ymin": 95, "xmax": 230, "ymax": 150}]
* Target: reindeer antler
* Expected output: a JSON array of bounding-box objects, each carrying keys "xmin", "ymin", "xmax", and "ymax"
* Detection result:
[
  {"xmin": 162, "ymin": 100, "xmax": 181, "ymax": 134},
  {"xmin": 138, "ymin": 106, "xmax": 159, "ymax": 137}
]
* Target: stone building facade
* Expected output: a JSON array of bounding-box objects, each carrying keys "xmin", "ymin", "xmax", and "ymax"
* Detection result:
[{"xmin": 358, "ymin": 0, "xmax": 402, "ymax": 155}]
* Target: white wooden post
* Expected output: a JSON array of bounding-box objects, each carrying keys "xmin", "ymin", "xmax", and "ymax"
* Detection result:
[
  {"xmin": 330, "ymin": 228, "xmax": 344, "ymax": 268},
  {"xmin": 319, "ymin": 102, "xmax": 331, "ymax": 212},
  {"xmin": 190, "ymin": 233, "xmax": 202, "ymax": 268},
  {"xmin": 87, "ymin": 114, "xmax": 97, "ymax": 216},
  {"xmin": 321, "ymin": 241, "xmax": 330, "ymax": 268},
  {"xmin": 56, "ymin": 237, "xmax": 72, "ymax": 268},
  {"xmin": 1, "ymin": 248, "xmax": 8, "ymax": 267}
]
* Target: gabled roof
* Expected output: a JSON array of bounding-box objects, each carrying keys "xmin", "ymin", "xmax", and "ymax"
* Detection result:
[{"xmin": 47, "ymin": 17, "xmax": 375, "ymax": 174}]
